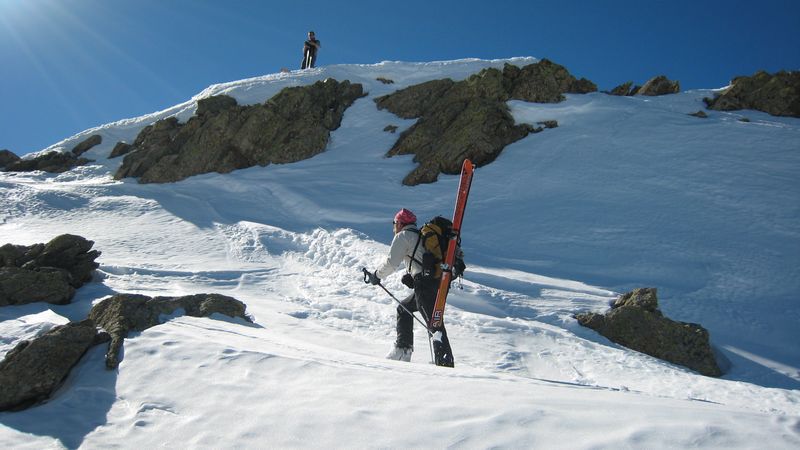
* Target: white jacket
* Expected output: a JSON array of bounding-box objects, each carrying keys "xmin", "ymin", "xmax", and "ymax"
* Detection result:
[{"xmin": 375, "ymin": 225, "xmax": 425, "ymax": 280}]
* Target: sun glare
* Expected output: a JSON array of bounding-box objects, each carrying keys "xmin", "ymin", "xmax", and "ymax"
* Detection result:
[{"xmin": 0, "ymin": 0, "xmax": 31, "ymax": 16}]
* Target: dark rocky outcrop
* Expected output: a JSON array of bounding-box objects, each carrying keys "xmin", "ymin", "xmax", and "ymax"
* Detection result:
[
  {"xmin": 375, "ymin": 59, "xmax": 593, "ymax": 185},
  {"xmin": 704, "ymin": 70, "xmax": 800, "ymax": 118},
  {"xmin": 606, "ymin": 76, "xmax": 679, "ymax": 97},
  {"xmin": 377, "ymin": 77, "xmax": 394, "ymax": 85},
  {"xmin": 1, "ymin": 136, "xmax": 99, "ymax": 173},
  {"xmin": 71, "ymin": 134, "xmax": 102, "ymax": 156},
  {"xmin": 114, "ymin": 79, "xmax": 366, "ymax": 183},
  {"xmin": 89, "ymin": 293, "xmax": 252, "ymax": 369},
  {"xmin": 0, "ymin": 319, "xmax": 106, "ymax": 411},
  {"xmin": 636, "ymin": 75, "xmax": 680, "ymax": 96},
  {"xmin": 576, "ymin": 288, "xmax": 722, "ymax": 377},
  {"xmin": 502, "ymin": 60, "xmax": 597, "ymax": 102},
  {"xmin": 3, "ymin": 151, "xmax": 92, "ymax": 173},
  {"xmin": 0, "ymin": 234, "xmax": 101, "ymax": 306},
  {"xmin": 0, "ymin": 149, "xmax": 20, "ymax": 168},
  {"xmin": 607, "ymin": 81, "xmax": 638, "ymax": 96},
  {"xmin": 689, "ymin": 110, "xmax": 708, "ymax": 118},
  {"xmin": 109, "ymin": 142, "xmax": 133, "ymax": 159},
  {"xmin": 0, "ymin": 267, "xmax": 75, "ymax": 306},
  {"xmin": 383, "ymin": 125, "xmax": 398, "ymax": 133},
  {"xmin": 0, "ymin": 291, "xmax": 251, "ymax": 411},
  {"xmin": 537, "ymin": 120, "xmax": 559, "ymax": 129}
]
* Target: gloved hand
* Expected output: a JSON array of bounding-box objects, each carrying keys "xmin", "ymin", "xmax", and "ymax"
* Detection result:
[
  {"xmin": 453, "ymin": 259, "xmax": 466, "ymax": 278},
  {"xmin": 362, "ymin": 268, "xmax": 381, "ymax": 285},
  {"xmin": 368, "ymin": 271, "xmax": 381, "ymax": 285}
]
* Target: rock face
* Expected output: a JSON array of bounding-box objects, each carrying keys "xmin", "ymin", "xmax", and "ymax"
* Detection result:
[
  {"xmin": 606, "ymin": 76, "xmax": 679, "ymax": 96},
  {"xmin": 0, "ymin": 267, "xmax": 75, "ymax": 306},
  {"xmin": 0, "ymin": 319, "xmax": 104, "ymax": 411},
  {"xmin": 375, "ymin": 59, "xmax": 594, "ymax": 185},
  {"xmin": 3, "ymin": 151, "xmax": 92, "ymax": 173},
  {"xmin": 109, "ymin": 142, "xmax": 133, "ymax": 158},
  {"xmin": 704, "ymin": 70, "xmax": 800, "ymax": 118},
  {"xmin": 115, "ymin": 79, "xmax": 366, "ymax": 183},
  {"xmin": 0, "ymin": 149, "xmax": 20, "ymax": 168},
  {"xmin": 0, "ymin": 235, "xmax": 101, "ymax": 306},
  {"xmin": 607, "ymin": 81, "xmax": 638, "ymax": 96},
  {"xmin": 636, "ymin": 75, "xmax": 680, "ymax": 96},
  {"xmin": 71, "ymin": 134, "xmax": 102, "ymax": 156},
  {"xmin": 0, "ymin": 291, "xmax": 251, "ymax": 411},
  {"xmin": 1, "ymin": 136, "xmax": 99, "ymax": 173},
  {"xmin": 503, "ymin": 60, "xmax": 597, "ymax": 102},
  {"xmin": 89, "ymin": 293, "xmax": 252, "ymax": 368},
  {"xmin": 576, "ymin": 288, "xmax": 722, "ymax": 377}
]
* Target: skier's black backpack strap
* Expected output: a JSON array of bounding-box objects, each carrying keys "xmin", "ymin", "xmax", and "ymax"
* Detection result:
[
  {"xmin": 402, "ymin": 228, "xmax": 421, "ymax": 289},
  {"xmin": 406, "ymin": 228, "xmax": 422, "ymax": 272}
]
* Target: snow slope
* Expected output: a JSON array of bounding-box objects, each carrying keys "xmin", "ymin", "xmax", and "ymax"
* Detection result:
[{"xmin": 1, "ymin": 58, "xmax": 799, "ymax": 449}]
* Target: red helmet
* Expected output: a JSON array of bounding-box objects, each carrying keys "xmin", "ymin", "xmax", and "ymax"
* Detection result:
[{"xmin": 393, "ymin": 208, "xmax": 417, "ymax": 227}]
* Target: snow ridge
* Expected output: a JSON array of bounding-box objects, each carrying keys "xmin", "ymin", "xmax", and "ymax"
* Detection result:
[{"xmin": 1, "ymin": 58, "xmax": 799, "ymax": 449}]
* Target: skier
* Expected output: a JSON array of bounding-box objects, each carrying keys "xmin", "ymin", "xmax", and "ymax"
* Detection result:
[
  {"xmin": 301, "ymin": 31, "xmax": 321, "ymax": 69},
  {"xmin": 365, "ymin": 208, "xmax": 463, "ymax": 366}
]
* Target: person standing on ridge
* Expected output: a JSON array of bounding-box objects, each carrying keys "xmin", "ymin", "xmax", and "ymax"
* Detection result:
[
  {"xmin": 301, "ymin": 31, "xmax": 321, "ymax": 69},
  {"xmin": 365, "ymin": 208, "xmax": 463, "ymax": 366}
]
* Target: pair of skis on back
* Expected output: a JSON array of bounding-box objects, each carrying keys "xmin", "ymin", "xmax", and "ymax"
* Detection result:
[
  {"xmin": 430, "ymin": 159, "xmax": 475, "ymax": 332},
  {"xmin": 365, "ymin": 159, "xmax": 475, "ymax": 367}
]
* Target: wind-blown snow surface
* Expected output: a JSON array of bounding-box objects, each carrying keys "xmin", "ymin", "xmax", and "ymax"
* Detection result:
[{"xmin": 1, "ymin": 58, "xmax": 799, "ymax": 448}]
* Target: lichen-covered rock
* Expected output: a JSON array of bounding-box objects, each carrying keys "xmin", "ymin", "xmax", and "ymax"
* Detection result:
[
  {"xmin": 0, "ymin": 319, "xmax": 102, "ymax": 411},
  {"xmin": 607, "ymin": 81, "xmax": 636, "ymax": 96},
  {"xmin": 115, "ymin": 79, "xmax": 366, "ymax": 183},
  {"xmin": 537, "ymin": 120, "xmax": 559, "ymax": 129},
  {"xmin": 704, "ymin": 70, "xmax": 800, "ymax": 118},
  {"xmin": 576, "ymin": 288, "xmax": 722, "ymax": 377},
  {"xmin": 613, "ymin": 287, "xmax": 660, "ymax": 312},
  {"xmin": 89, "ymin": 293, "xmax": 252, "ymax": 369},
  {"xmin": 375, "ymin": 60, "xmax": 589, "ymax": 185},
  {"xmin": 21, "ymin": 234, "xmax": 100, "ymax": 287},
  {"xmin": 196, "ymin": 94, "xmax": 238, "ymax": 116},
  {"xmin": 636, "ymin": 75, "xmax": 680, "ymax": 96},
  {"xmin": 504, "ymin": 59, "xmax": 597, "ymax": 102},
  {"xmin": 375, "ymin": 79, "xmax": 455, "ymax": 119},
  {"xmin": 109, "ymin": 142, "xmax": 133, "ymax": 159},
  {"xmin": 0, "ymin": 267, "xmax": 75, "ymax": 306},
  {"xmin": 389, "ymin": 97, "xmax": 536, "ymax": 185},
  {"xmin": 113, "ymin": 117, "xmax": 181, "ymax": 179},
  {"xmin": 0, "ymin": 149, "xmax": 20, "ymax": 168},
  {"xmin": 0, "ymin": 235, "xmax": 101, "ymax": 306},
  {"xmin": 3, "ymin": 151, "xmax": 92, "ymax": 173},
  {"xmin": 71, "ymin": 134, "xmax": 102, "ymax": 156}
]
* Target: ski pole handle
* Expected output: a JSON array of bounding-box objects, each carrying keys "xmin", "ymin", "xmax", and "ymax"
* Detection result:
[
  {"xmin": 367, "ymin": 272, "xmax": 434, "ymax": 335},
  {"xmin": 362, "ymin": 267, "xmax": 380, "ymax": 285}
]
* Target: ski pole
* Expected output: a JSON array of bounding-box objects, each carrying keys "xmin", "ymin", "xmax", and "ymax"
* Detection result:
[
  {"xmin": 362, "ymin": 268, "xmax": 436, "ymax": 363},
  {"xmin": 362, "ymin": 269, "xmax": 432, "ymax": 333}
]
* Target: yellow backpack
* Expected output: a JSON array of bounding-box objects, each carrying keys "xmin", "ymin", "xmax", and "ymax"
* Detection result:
[{"xmin": 415, "ymin": 216, "xmax": 454, "ymax": 279}]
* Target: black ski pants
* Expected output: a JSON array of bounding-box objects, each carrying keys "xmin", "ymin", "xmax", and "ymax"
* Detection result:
[
  {"xmin": 395, "ymin": 274, "xmax": 454, "ymax": 367},
  {"xmin": 301, "ymin": 49, "xmax": 317, "ymax": 69}
]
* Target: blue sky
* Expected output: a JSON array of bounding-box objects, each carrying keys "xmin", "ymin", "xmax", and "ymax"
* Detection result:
[{"xmin": 1, "ymin": 0, "xmax": 798, "ymax": 155}]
